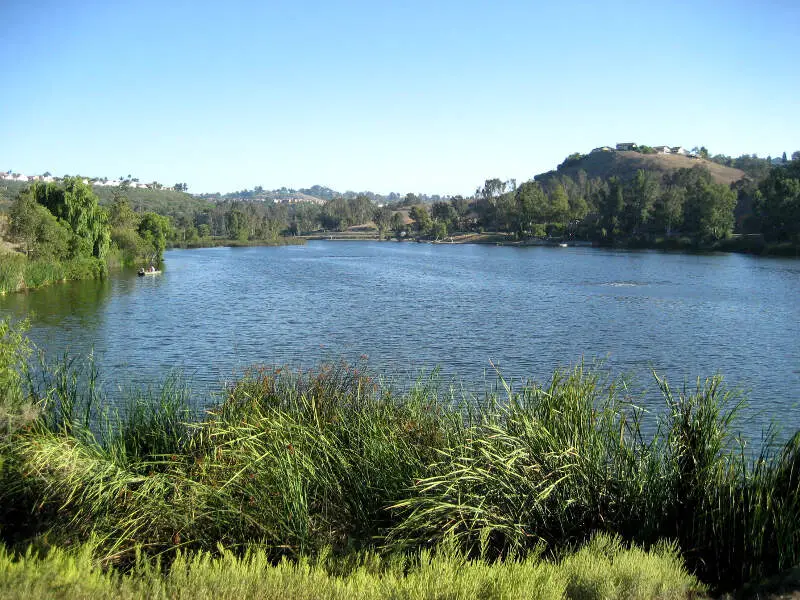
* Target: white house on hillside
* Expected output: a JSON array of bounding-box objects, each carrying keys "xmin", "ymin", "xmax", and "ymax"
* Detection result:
[
  {"xmin": 616, "ymin": 142, "xmax": 637, "ymax": 151},
  {"xmin": 671, "ymin": 146, "xmax": 688, "ymax": 155},
  {"xmin": 653, "ymin": 146, "xmax": 672, "ymax": 154}
]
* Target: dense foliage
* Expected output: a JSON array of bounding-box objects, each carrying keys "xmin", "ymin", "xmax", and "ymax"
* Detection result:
[
  {"xmin": 0, "ymin": 315, "xmax": 799, "ymax": 593},
  {"xmin": 3, "ymin": 148, "xmax": 799, "ymax": 260},
  {"xmin": 1, "ymin": 180, "xmax": 177, "ymax": 292}
]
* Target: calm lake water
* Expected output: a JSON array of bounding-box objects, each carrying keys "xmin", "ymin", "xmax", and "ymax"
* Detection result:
[{"xmin": 2, "ymin": 241, "xmax": 799, "ymax": 439}]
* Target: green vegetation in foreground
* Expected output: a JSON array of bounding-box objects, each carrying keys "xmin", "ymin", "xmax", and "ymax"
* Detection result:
[
  {"xmin": 0, "ymin": 318, "xmax": 799, "ymax": 594},
  {"xmin": 0, "ymin": 535, "xmax": 700, "ymax": 600}
]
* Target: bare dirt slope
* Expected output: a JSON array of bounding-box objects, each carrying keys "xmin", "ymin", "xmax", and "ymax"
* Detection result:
[{"xmin": 538, "ymin": 151, "xmax": 747, "ymax": 186}]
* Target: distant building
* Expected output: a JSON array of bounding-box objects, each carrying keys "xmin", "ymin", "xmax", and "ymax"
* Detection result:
[
  {"xmin": 671, "ymin": 146, "xmax": 688, "ymax": 156},
  {"xmin": 591, "ymin": 146, "xmax": 613, "ymax": 153},
  {"xmin": 616, "ymin": 142, "xmax": 638, "ymax": 151},
  {"xmin": 653, "ymin": 146, "xmax": 672, "ymax": 154}
]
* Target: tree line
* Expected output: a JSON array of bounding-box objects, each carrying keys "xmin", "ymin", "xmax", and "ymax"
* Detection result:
[
  {"xmin": 9, "ymin": 178, "xmax": 172, "ymax": 267},
  {"xmin": 8, "ymin": 152, "xmax": 799, "ymax": 261},
  {"xmin": 402, "ymin": 156, "xmax": 800, "ymax": 247}
]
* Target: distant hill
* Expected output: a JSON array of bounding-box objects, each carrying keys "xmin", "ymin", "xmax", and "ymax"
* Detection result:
[{"xmin": 535, "ymin": 151, "xmax": 747, "ymax": 186}]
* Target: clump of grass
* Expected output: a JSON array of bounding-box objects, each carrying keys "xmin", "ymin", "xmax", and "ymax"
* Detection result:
[
  {"xmin": 0, "ymin": 255, "xmax": 105, "ymax": 295},
  {"xmin": 0, "ymin": 533, "xmax": 703, "ymax": 600},
  {"xmin": 0, "ymin": 253, "xmax": 25, "ymax": 294},
  {"xmin": 2, "ymin": 352, "xmax": 800, "ymax": 592},
  {"xmin": 23, "ymin": 259, "xmax": 66, "ymax": 288}
]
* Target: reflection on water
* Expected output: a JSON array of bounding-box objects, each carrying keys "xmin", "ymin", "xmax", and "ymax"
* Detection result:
[{"xmin": 1, "ymin": 243, "xmax": 799, "ymax": 440}]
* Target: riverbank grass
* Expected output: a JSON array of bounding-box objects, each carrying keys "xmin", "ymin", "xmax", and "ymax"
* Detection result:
[
  {"xmin": 0, "ymin": 534, "xmax": 701, "ymax": 600},
  {"xmin": 1, "ymin": 330, "xmax": 800, "ymax": 594},
  {"xmin": 0, "ymin": 253, "xmax": 107, "ymax": 294}
]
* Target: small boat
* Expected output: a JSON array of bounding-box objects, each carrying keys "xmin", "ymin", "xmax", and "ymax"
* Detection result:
[
  {"xmin": 558, "ymin": 243, "xmax": 568, "ymax": 248},
  {"xmin": 138, "ymin": 268, "xmax": 162, "ymax": 276}
]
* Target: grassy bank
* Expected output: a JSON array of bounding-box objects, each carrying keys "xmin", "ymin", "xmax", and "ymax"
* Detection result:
[
  {"xmin": 1, "ymin": 327, "xmax": 799, "ymax": 594},
  {"xmin": 170, "ymin": 236, "xmax": 306, "ymax": 249},
  {"xmin": 0, "ymin": 253, "xmax": 106, "ymax": 295}
]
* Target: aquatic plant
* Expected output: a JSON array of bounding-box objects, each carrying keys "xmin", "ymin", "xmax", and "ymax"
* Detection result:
[{"xmin": 1, "ymin": 353, "xmax": 799, "ymax": 591}]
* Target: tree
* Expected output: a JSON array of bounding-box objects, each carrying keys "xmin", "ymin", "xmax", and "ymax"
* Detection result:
[
  {"xmin": 514, "ymin": 181, "xmax": 548, "ymax": 235},
  {"xmin": 225, "ymin": 208, "xmax": 250, "ymax": 241},
  {"xmin": 683, "ymin": 179, "xmax": 736, "ymax": 241},
  {"xmin": 390, "ymin": 212, "xmax": 404, "ymax": 236},
  {"xmin": 596, "ymin": 177, "xmax": 625, "ymax": 240},
  {"xmin": 449, "ymin": 196, "xmax": 470, "ymax": 230},
  {"xmin": 624, "ymin": 170, "xmax": 660, "ymax": 235},
  {"xmin": 431, "ymin": 201, "xmax": 455, "ymax": 231},
  {"xmin": 109, "ymin": 195, "xmax": 139, "ymax": 229},
  {"xmin": 548, "ymin": 185, "xmax": 570, "ymax": 223},
  {"xmin": 372, "ymin": 206, "xmax": 392, "ymax": 239},
  {"xmin": 430, "ymin": 220, "xmax": 447, "ymax": 240},
  {"xmin": 137, "ymin": 212, "xmax": 172, "ymax": 261},
  {"xmin": 31, "ymin": 178, "xmax": 110, "ymax": 259},
  {"xmin": 408, "ymin": 205, "xmax": 432, "ymax": 235},
  {"xmin": 653, "ymin": 187, "xmax": 685, "ymax": 235},
  {"xmin": 10, "ymin": 191, "xmax": 71, "ymax": 259},
  {"xmin": 756, "ymin": 165, "xmax": 800, "ymax": 242}
]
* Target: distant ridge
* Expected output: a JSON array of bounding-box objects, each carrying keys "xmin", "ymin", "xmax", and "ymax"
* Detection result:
[{"xmin": 535, "ymin": 150, "xmax": 747, "ymax": 186}]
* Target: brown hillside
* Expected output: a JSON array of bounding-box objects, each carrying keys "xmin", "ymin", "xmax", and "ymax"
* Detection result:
[{"xmin": 537, "ymin": 151, "xmax": 746, "ymax": 186}]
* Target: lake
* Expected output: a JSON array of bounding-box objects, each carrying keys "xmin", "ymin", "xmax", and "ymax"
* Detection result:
[{"xmin": 2, "ymin": 241, "xmax": 799, "ymax": 440}]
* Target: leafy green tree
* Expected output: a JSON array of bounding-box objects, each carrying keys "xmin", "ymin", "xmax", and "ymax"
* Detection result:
[
  {"xmin": 409, "ymin": 205, "xmax": 432, "ymax": 235},
  {"xmin": 431, "ymin": 201, "xmax": 455, "ymax": 231},
  {"xmin": 597, "ymin": 177, "xmax": 625, "ymax": 240},
  {"xmin": 31, "ymin": 177, "xmax": 110, "ymax": 259},
  {"xmin": 756, "ymin": 164, "xmax": 800, "ymax": 242},
  {"xmin": 652, "ymin": 187, "xmax": 685, "ymax": 235},
  {"xmin": 225, "ymin": 208, "xmax": 250, "ymax": 241},
  {"xmin": 372, "ymin": 206, "xmax": 392, "ymax": 239},
  {"xmin": 390, "ymin": 212, "xmax": 405, "ymax": 236},
  {"xmin": 10, "ymin": 191, "xmax": 71, "ymax": 259},
  {"xmin": 449, "ymin": 196, "xmax": 471, "ymax": 230},
  {"xmin": 108, "ymin": 195, "xmax": 140, "ymax": 229},
  {"xmin": 548, "ymin": 186, "xmax": 570, "ymax": 223},
  {"xmin": 430, "ymin": 220, "xmax": 447, "ymax": 240},
  {"xmin": 683, "ymin": 179, "xmax": 736, "ymax": 241},
  {"xmin": 624, "ymin": 170, "xmax": 660, "ymax": 235},
  {"xmin": 137, "ymin": 212, "xmax": 173, "ymax": 261},
  {"xmin": 514, "ymin": 182, "xmax": 548, "ymax": 234}
]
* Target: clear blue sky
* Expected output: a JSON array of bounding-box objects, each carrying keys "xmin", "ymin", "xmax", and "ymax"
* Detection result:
[{"xmin": 1, "ymin": 0, "xmax": 798, "ymax": 196}]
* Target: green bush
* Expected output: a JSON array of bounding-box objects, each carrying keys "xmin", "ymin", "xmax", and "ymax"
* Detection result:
[{"xmin": 1, "ymin": 357, "xmax": 800, "ymax": 591}]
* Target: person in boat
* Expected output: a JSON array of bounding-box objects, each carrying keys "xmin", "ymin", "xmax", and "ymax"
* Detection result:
[{"xmin": 138, "ymin": 267, "xmax": 145, "ymax": 275}]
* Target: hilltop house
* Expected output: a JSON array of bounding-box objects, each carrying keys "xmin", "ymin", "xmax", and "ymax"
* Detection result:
[
  {"xmin": 616, "ymin": 142, "xmax": 638, "ymax": 151},
  {"xmin": 671, "ymin": 146, "xmax": 688, "ymax": 156},
  {"xmin": 653, "ymin": 146, "xmax": 672, "ymax": 154},
  {"xmin": 591, "ymin": 146, "xmax": 613, "ymax": 153}
]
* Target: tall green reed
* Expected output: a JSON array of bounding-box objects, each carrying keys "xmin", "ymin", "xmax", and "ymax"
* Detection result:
[{"xmin": 2, "ymin": 353, "xmax": 800, "ymax": 591}]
